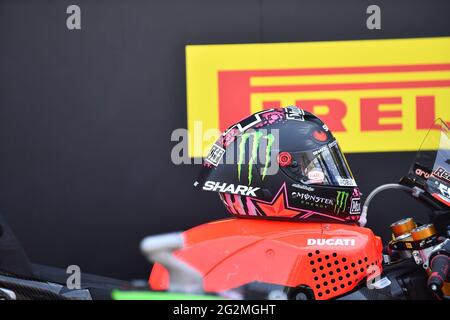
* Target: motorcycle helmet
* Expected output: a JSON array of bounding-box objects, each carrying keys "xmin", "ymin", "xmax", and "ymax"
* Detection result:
[{"xmin": 194, "ymin": 106, "xmax": 362, "ymax": 223}]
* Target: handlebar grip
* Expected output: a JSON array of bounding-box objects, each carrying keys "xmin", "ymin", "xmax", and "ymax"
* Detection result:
[{"xmin": 428, "ymin": 254, "xmax": 449, "ymax": 294}]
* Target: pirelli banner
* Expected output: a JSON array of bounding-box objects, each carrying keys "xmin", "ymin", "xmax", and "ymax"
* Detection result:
[{"xmin": 186, "ymin": 37, "xmax": 450, "ymax": 157}]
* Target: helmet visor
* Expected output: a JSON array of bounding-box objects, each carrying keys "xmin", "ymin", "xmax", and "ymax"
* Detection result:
[{"xmin": 280, "ymin": 140, "xmax": 356, "ymax": 187}]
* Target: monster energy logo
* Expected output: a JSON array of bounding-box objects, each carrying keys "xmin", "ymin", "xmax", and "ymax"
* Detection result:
[
  {"xmin": 237, "ymin": 131, "xmax": 274, "ymax": 185},
  {"xmin": 335, "ymin": 191, "xmax": 349, "ymax": 213}
]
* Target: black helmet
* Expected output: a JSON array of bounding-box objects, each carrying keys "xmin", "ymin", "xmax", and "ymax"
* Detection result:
[{"xmin": 194, "ymin": 106, "xmax": 362, "ymax": 223}]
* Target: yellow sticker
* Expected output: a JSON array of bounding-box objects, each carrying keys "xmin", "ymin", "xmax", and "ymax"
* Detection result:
[{"xmin": 186, "ymin": 37, "xmax": 450, "ymax": 157}]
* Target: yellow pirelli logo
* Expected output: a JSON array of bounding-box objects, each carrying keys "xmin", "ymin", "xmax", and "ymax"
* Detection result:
[{"xmin": 186, "ymin": 37, "xmax": 450, "ymax": 157}]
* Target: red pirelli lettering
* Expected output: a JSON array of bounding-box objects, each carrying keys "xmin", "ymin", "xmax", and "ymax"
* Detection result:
[{"xmin": 218, "ymin": 63, "xmax": 450, "ymax": 131}]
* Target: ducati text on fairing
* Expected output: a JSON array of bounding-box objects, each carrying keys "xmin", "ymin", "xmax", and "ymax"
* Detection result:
[{"xmin": 307, "ymin": 238, "xmax": 356, "ymax": 246}]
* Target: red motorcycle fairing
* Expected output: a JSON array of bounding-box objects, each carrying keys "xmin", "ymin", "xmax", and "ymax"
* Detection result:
[{"xmin": 149, "ymin": 218, "xmax": 383, "ymax": 300}]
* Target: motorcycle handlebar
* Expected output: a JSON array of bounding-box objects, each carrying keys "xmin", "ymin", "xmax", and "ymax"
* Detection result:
[{"xmin": 428, "ymin": 254, "xmax": 449, "ymax": 295}]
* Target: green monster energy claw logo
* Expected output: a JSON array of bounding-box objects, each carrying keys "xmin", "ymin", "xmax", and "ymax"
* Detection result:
[
  {"xmin": 237, "ymin": 131, "xmax": 274, "ymax": 185},
  {"xmin": 335, "ymin": 191, "xmax": 349, "ymax": 213}
]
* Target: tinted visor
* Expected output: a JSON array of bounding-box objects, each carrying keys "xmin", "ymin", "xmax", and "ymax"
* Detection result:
[{"xmin": 280, "ymin": 140, "xmax": 356, "ymax": 187}]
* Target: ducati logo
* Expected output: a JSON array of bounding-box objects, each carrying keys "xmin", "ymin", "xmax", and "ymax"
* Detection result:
[
  {"xmin": 307, "ymin": 238, "xmax": 356, "ymax": 246},
  {"xmin": 202, "ymin": 181, "xmax": 260, "ymax": 196}
]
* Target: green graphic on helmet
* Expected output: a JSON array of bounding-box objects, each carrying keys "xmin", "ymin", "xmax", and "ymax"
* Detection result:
[
  {"xmin": 237, "ymin": 131, "xmax": 274, "ymax": 185},
  {"xmin": 335, "ymin": 191, "xmax": 349, "ymax": 213}
]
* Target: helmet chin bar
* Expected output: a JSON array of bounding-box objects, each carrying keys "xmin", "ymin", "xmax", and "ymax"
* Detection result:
[{"xmin": 361, "ymin": 183, "xmax": 416, "ymax": 227}]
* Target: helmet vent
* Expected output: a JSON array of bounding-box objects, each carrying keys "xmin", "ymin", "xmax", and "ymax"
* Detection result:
[{"xmin": 308, "ymin": 251, "xmax": 380, "ymax": 299}]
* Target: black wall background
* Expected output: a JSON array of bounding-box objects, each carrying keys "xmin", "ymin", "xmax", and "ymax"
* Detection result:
[{"xmin": 0, "ymin": 0, "xmax": 449, "ymax": 280}]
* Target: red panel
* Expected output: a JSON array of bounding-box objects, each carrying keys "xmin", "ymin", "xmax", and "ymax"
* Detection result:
[{"xmin": 149, "ymin": 218, "xmax": 383, "ymax": 300}]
